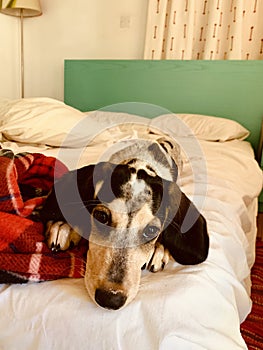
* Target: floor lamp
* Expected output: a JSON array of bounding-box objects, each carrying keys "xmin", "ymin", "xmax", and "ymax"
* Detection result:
[{"xmin": 0, "ymin": 0, "xmax": 42, "ymax": 98}]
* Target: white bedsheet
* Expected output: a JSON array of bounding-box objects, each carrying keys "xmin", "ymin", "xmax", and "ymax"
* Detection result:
[{"xmin": 0, "ymin": 135, "xmax": 262, "ymax": 350}]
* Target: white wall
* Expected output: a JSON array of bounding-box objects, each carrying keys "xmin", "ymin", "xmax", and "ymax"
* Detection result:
[{"xmin": 0, "ymin": 0, "xmax": 148, "ymax": 101}]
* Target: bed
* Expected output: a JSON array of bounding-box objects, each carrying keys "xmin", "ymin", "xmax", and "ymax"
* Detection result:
[{"xmin": 0, "ymin": 60, "xmax": 262, "ymax": 349}]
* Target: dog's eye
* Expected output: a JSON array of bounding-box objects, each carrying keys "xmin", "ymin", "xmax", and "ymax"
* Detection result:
[
  {"xmin": 143, "ymin": 225, "xmax": 159, "ymax": 240},
  {"xmin": 93, "ymin": 209, "xmax": 110, "ymax": 225}
]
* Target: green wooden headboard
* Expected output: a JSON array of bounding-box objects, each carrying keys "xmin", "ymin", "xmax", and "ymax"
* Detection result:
[{"xmin": 64, "ymin": 60, "xmax": 263, "ymax": 151}]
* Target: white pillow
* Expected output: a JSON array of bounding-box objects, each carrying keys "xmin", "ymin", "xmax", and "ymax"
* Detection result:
[
  {"xmin": 0, "ymin": 98, "xmax": 104, "ymax": 147},
  {"xmin": 84, "ymin": 111, "xmax": 250, "ymax": 142},
  {"xmin": 0, "ymin": 100, "xmax": 250, "ymax": 147},
  {"xmin": 151, "ymin": 113, "xmax": 250, "ymax": 141}
]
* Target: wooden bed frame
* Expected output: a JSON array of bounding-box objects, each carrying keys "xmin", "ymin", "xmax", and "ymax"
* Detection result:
[{"xmin": 64, "ymin": 60, "xmax": 263, "ymax": 152}]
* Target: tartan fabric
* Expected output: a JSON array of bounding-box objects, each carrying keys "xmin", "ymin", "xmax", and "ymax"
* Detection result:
[
  {"xmin": 0, "ymin": 150, "xmax": 67, "ymax": 216},
  {"xmin": 0, "ymin": 150, "xmax": 88, "ymax": 283}
]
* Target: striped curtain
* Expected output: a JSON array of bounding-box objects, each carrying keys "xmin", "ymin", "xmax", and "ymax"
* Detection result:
[{"xmin": 144, "ymin": 0, "xmax": 263, "ymax": 60}]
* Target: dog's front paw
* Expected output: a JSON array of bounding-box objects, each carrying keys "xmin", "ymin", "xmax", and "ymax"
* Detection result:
[
  {"xmin": 45, "ymin": 221, "xmax": 81, "ymax": 252},
  {"xmin": 148, "ymin": 242, "xmax": 170, "ymax": 272}
]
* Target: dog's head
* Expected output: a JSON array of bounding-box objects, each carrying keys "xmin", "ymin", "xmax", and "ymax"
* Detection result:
[{"xmin": 73, "ymin": 160, "xmax": 208, "ymax": 310}]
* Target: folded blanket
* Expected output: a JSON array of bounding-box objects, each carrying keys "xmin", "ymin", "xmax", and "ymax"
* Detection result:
[{"xmin": 0, "ymin": 150, "xmax": 88, "ymax": 283}]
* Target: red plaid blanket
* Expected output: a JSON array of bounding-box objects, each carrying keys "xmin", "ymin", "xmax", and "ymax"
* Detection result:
[{"xmin": 0, "ymin": 150, "xmax": 88, "ymax": 283}]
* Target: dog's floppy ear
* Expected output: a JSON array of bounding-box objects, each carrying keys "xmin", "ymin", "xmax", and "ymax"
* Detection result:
[
  {"xmin": 40, "ymin": 164, "xmax": 96, "ymax": 236},
  {"xmin": 161, "ymin": 181, "xmax": 209, "ymax": 265}
]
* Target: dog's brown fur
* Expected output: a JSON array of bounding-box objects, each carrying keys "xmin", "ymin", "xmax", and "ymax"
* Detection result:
[{"xmin": 40, "ymin": 138, "xmax": 209, "ymax": 310}]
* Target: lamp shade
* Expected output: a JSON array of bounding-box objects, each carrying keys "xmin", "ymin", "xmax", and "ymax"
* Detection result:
[{"xmin": 0, "ymin": 0, "xmax": 42, "ymax": 17}]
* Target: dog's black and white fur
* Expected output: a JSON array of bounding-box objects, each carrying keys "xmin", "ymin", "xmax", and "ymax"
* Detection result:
[{"xmin": 40, "ymin": 136, "xmax": 209, "ymax": 310}]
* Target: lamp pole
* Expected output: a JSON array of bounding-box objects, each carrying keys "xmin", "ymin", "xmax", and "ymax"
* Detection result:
[{"xmin": 20, "ymin": 8, "xmax": 24, "ymax": 98}]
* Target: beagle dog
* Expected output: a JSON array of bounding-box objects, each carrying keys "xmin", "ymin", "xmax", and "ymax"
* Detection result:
[{"xmin": 40, "ymin": 137, "xmax": 209, "ymax": 310}]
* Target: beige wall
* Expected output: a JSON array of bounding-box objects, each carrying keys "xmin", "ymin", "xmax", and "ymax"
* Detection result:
[{"xmin": 0, "ymin": 0, "xmax": 148, "ymax": 101}]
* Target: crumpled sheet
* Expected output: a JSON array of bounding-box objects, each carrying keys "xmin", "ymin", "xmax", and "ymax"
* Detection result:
[{"xmin": 0, "ymin": 135, "xmax": 262, "ymax": 350}]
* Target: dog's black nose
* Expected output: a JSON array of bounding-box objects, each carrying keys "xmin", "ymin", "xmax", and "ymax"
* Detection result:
[{"xmin": 95, "ymin": 288, "xmax": 127, "ymax": 310}]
